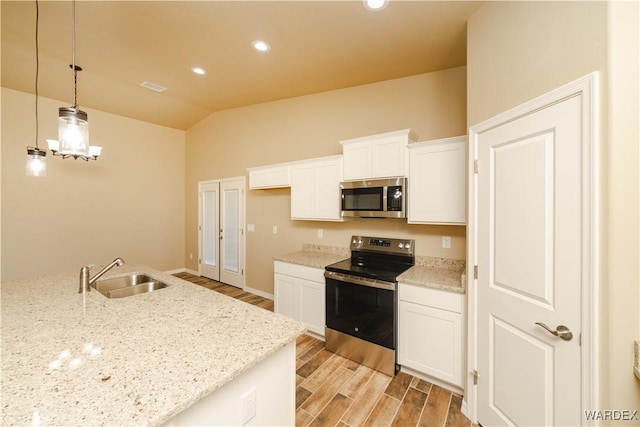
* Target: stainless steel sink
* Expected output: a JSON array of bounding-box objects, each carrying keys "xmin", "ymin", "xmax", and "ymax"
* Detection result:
[{"xmin": 93, "ymin": 274, "xmax": 171, "ymax": 298}]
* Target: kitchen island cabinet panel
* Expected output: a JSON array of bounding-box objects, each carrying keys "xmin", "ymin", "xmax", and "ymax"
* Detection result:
[{"xmin": 164, "ymin": 341, "xmax": 295, "ymax": 426}]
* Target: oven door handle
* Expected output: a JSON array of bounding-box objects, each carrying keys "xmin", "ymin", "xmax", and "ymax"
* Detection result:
[{"xmin": 324, "ymin": 270, "xmax": 396, "ymax": 291}]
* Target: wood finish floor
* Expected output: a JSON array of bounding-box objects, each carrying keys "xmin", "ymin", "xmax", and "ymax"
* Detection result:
[{"xmin": 174, "ymin": 272, "xmax": 474, "ymax": 427}]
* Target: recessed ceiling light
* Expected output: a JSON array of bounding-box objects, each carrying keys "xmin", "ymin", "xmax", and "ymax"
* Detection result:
[
  {"xmin": 252, "ymin": 40, "xmax": 271, "ymax": 52},
  {"xmin": 363, "ymin": 0, "xmax": 388, "ymax": 11},
  {"xmin": 191, "ymin": 67, "xmax": 207, "ymax": 75}
]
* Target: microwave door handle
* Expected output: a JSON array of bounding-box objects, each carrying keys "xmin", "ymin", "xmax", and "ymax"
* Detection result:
[{"xmin": 382, "ymin": 186, "xmax": 388, "ymax": 212}]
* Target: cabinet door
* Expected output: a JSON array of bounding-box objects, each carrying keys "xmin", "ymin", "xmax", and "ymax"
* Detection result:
[
  {"xmin": 274, "ymin": 274, "xmax": 298, "ymax": 321},
  {"xmin": 290, "ymin": 163, "xmax": 315, "ymax": 219},
  {"xmin": 342, "ymin": 140, "xmax": 371, "ymax": 181},
  {"xmin": 371, "ymin": 136, "xmax": 407, "ymax": 178},
  {"xmin": 408, "ymin": 138, "xmax": 466, "ymax": 224},
  {"xmin": 298, "ymin": 279, "xmax": 325, "ymax": 336},
  {"xmin": 249, "ymin": 166, "xmax": 290, "ymax": 189},
  {"xmin": 314, "ymin": 158, "xmax": 343, "ymax": 220},
  {"xmin": 398, "ymin": 300, "xmax": 463, "ymax": 387}
]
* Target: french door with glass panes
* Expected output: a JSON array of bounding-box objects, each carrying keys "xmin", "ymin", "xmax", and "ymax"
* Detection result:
[{"xmin": 198, "ymin": 178, "xmax": 245, "ymax": 288}]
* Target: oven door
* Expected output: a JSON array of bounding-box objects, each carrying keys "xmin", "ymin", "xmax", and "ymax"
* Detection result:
[{"xmin": 325, "ymin": 271, "xmax": 396, "ymax": 349}]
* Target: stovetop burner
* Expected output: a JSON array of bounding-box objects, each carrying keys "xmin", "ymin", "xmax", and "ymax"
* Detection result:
[{"xmin": 325, "ymin": 235, "xmax": 415, "ymax": 283}]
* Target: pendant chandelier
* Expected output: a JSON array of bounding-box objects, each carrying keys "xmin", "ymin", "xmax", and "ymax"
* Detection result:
[
  {"xmin": 26, "ymin": 0, "xmax": 46, "ymax": 177},
  {"xmin": 47, "ymin": 0, "xmax": 102, "ymax": 161}
]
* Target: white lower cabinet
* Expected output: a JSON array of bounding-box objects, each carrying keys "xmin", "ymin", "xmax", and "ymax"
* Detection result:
[
  {"xmin": 398, "ymin": 282, "xmax": 464, "ymax": 390},
  {"xmin": 274, "ymin": 261, "xmax": 325, "ymax": 338}
]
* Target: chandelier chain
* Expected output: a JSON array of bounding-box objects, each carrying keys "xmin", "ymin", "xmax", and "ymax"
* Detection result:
[
  {"xmin": 35, "ymin": 0, "xmax": 39, "ymax": 149},
  {"xmin": 72, "ymin": 0, "xmax": 77, "ymax": 108}
]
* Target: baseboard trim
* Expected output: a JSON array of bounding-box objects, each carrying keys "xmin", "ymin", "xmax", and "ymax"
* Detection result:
[
  {"xmin": 399, "ymin": 365, "xmax": 464, "ymax": 395},
  {"xmin": 164, "ymin": 267, "xmax": 199, "ymax": 275},
  {"xmin": 244, "ymin": 285, "xmax": 274, "ymax": 301}
]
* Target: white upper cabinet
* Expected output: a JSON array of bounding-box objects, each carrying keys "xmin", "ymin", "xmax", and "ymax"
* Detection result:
[
  {"xmin": 290, "ymin": 155, "xmax": 343, "ymax": 221},
  {"xmin": 407, "ymin": 136, "xmax": 467, "ymax": 225},
  {"xmin": 248, "ymin": 164, "xmax": 290, "ymax": 189},
  {"xmin": 340, "ymin": 129, "xmax": 418, "ymax": 181}
]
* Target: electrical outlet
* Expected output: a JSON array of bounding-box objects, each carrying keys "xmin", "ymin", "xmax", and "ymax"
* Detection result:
[
  {"xmin": 240, "ymin": 387, "xmax": 257, "ymax": 425},
  {"xmin": 317, "ymin": 228, "xmax": 323, "ymax": 238},
  {"xmin": 442, "ymin": 236, "xmax": 451, "ymax": 249},
  {"xmin": 272, "ymin": 225, "xmax": 278, "ymax": 234},
  {"xmin": 189, "ymin": 253, "xmax": 193, "ymax": 260}
]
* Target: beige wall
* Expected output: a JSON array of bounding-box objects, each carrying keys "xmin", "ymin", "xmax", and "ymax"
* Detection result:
[
  {"xmin": 1, "ymin": 88, "xmax": 186, "ymax": 280},
  {"xmin": 185, "ymin": 68, "xmax": 468, "ymax": 294},
  {"xmin": 468, "ymin": 0, "xmax": 640, "ymax": 419}
]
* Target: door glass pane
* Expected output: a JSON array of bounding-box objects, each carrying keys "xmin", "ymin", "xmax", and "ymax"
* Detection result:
[
  {"xmin": 203, "ymin": 190, "xmax": 217, "ymax": 267},
  {"xmin": 342, "ymin": 187, "xmax": 383, "ymax": 211},
  {"xmin": 223, "ymin": 188, "xmax": 239, "ymax": 272}
]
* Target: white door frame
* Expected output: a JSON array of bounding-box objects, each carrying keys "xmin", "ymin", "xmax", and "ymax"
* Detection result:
[
  {"xmin": 198, "ymin": 180, "xmax": 221, "ymax": 280},
  {"xmin": 464, "ymin": 73, "xmax": 600, "ymax": 423},
  {"xmin": 197, "ymin": 176, "xmax": 246, "ymax": 288}
]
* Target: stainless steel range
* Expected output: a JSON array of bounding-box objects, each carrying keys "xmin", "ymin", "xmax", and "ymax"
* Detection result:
[{"xmin": 324, "ymin": 235, "xmax": 415, "ymax": 376}]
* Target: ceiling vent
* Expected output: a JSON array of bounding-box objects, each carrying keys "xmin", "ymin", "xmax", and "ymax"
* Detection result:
[{"xmin": 140, "ymin": 81, "xmax": 167, "ymax": 92}]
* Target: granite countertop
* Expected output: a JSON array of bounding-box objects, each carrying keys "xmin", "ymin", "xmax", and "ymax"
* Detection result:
[
  {"xmin": 397, "ymin": 257, "xmax": 467, "ymax": 294},
  {"xmin": 274, "ymin": 244, "xmax": 466, "ymax": 294},
  {"xmin": 1, "ymin": 265, "xmax": 305, "ymax": 426},
  {"xmin": 273, "ymin": 243, "xmax": 349, "ymax": 269}
]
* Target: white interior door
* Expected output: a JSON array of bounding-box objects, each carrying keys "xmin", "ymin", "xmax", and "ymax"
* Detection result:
[
  {"xmin": 475, "ymin": 94, "xmax": 586, "ymax": 426},
  {"xmin": 219, "ymin": 179, "xmax": 245, "ymax": 288},
  {"xmin": 198, "ymin": 178, "xmax": 245, "ymax": 288},
  {"xmin": 199, "ymin": 182, "xmax": 220, "ymax": 281}
]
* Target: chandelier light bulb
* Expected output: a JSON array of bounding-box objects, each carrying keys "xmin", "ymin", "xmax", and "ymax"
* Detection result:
[
  {"xmin": 58, "ymin": 107, "xmax": 89, "ymax": 156},
  {"xmin": 26, "ymin": 147, "xmax": 47, "ymax": 177}
]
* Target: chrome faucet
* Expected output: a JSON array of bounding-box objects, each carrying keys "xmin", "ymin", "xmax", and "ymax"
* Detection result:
[{"xmin": 79, "ymin": 257, "xmax": 125, "ymax": 293}]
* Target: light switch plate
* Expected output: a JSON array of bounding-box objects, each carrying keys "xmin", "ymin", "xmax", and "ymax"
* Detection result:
[
  {"xmin": 272, "ymin": 225, "xmax": 278, "ymax": 234},
  {"xmin": 247, "ymin": 224, "xmax": 255, "ymax": 232}
]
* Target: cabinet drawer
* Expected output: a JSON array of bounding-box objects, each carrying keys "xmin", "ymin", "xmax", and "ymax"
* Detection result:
[
  {"xmin": 274, "ymin": 261, "xmax": 324, "ymax": 283},
  {"xmin": 398, "ymin": 282, "xmax": 463, "ymax": 314}
]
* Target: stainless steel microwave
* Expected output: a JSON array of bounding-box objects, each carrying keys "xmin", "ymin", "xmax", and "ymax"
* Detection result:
[{"xmin": 340, "ymin": 177, "xmax": 406, "ymax": 218}]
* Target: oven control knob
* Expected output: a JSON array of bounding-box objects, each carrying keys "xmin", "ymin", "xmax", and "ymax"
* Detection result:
[
  {"xmin": 354, "ymin": 327, "xmax": 359, "ymax": 332},
  {"xmin": 352, "ymin": 238, "xmax": 357, "ymax": 244},
  {"xmin": 405, "ymin": 243, "xmax": 411, "ymax": 250},
  {"xmin": 398, "ymin": 243, "xmax": 404, "ymax": 249}
]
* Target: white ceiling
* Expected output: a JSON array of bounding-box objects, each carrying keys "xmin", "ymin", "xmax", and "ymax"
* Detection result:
[{"xmin": 2, "ymin": 1, "xmax": 483, "ymax": 130}]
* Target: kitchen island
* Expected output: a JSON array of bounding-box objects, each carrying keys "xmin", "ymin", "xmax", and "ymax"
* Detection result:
[{"xmin": 1, "ymin": 265, "xmax": 305, "ymax": 426}]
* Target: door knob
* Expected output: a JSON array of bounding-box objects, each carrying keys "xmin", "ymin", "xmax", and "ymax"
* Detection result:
[{"xmin": 535, "ymin": 322, "xmax": 573, "ymax": 341}]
